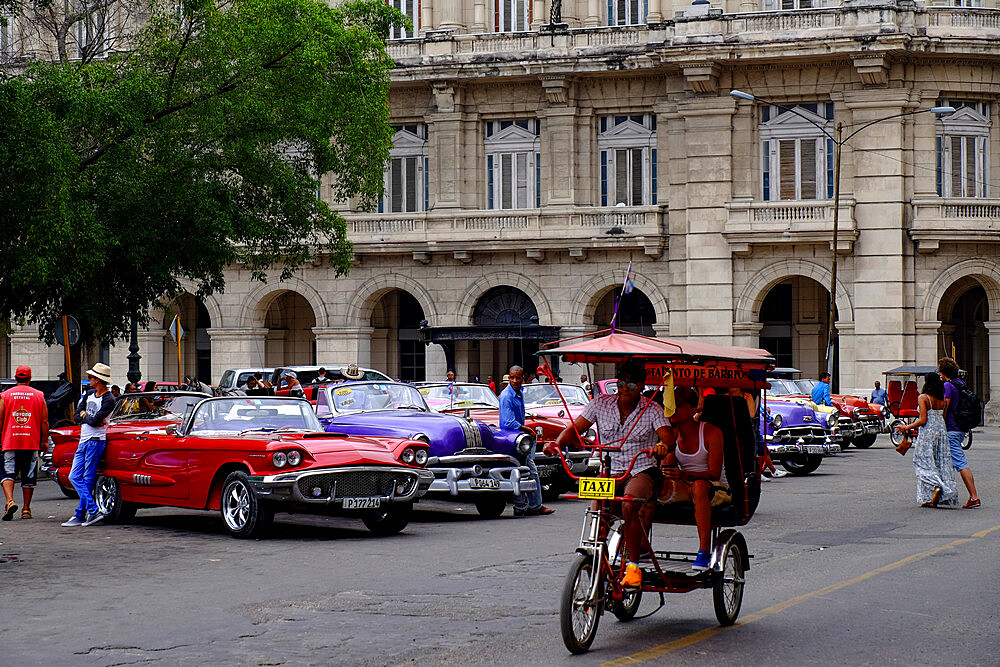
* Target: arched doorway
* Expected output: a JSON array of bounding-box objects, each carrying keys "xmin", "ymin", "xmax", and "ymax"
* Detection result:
[
  {"xmin": 938, "ymin": 279, "xmax": 989, "ymax": 401},
  {"xmin": 263, "ymin": 291, "xmax": 317, "ymax": 367},
  {"xmin": 471, "ymin": 286, "xmax": 541, "ymax": 381},
  {"xmin": 593, "ymin": 288, "xmax": 656, "ymax": 336},
  {"xmin": 162, "ymin": 294, "xmax": 212, "ymax": 384},
  {"xmin": 370, "ymin": 290, "xmax": 426, "ymax": 381},
  {"xmin": 757, "ymin": 277, "xmax": 835, "ymax": 381}
]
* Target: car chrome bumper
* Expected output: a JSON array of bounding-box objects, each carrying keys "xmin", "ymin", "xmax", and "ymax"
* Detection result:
[
  {"xmin": 426, "ymin": 463, "xmax": 537, "ymax": 497},
  {"xmin": 248, "ymin": 466, "xmax": 435, "ymax": 506},
  {"xmin": 768, "ymin": 442, "xmax": 840, "ymax": 456}
]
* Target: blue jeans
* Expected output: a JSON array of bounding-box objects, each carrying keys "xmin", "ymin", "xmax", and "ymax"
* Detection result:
[
  {"xmin": 946, "ymin": 431, "xmax": 969, "ymax": 471},
  {"xmin": 513, "ymin": 447, "xmax": 542, "ymax": 511},
  {"xmin": 69, "ymin": 439, "xmax": 106, "ymax": 518}
]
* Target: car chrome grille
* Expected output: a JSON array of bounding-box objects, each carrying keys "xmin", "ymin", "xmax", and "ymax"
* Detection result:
[
  {"xmin": 296, "ymin": 470, "xmax": 417, "ymax": 500},
  {"xmin": 458, "ymin": 417, "xmax": 483, "ymax": 449}
]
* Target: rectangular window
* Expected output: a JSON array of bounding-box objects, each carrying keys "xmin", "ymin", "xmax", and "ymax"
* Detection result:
[
  {"xmin": 597, "ymin": 114, "xmax": 656, "ymax": 206},
  {"xmin": 651, "ymin": 148, "xmax": 657, "ymax": 205},
  {"xmin": 609, "ymin": 0, "xmax": 646, "ymax": 25},
  {"xmin": 0, "ymin": 15, "xmax": 12, "ymax": 59},
  {"xmin": 778, "ymin": 140, "xmax": 796, "ymax": 200},
  {"xmin": 936, "ymin": 99, "xmax": 990, "ymax": 198},
  {"xmin": 760, "ymin": 102, "xmax": 833, "ymax": 202},
  {"xmin": 382, "ymin": 124, "xmax": 427, "ymax": 212},
  {"xmin": 489, "ymin": 152, "xmax": 535, "ymax": 209},
  {"xmin": 386, "ymin": 156, "xmax": 419, "ymax": 212},
  {"xmin": 388, "ymin": 0, "xmax": 420, "ymax": 39},
  {"xmin": 494, "ymin": 0, "xmax": 530, "ymax": 32},
  {"xmin": 76, "ymin": 8, "xmax": 107, "ymax": 60}
]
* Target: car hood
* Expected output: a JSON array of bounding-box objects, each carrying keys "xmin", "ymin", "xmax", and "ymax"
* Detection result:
[
  {"xmin": 766, "ymin": 400, "xmax": 819, "ymax": 423},
  {"xmin": 526, "ymin": 404, "xmax": 586, "ymax": 420}
]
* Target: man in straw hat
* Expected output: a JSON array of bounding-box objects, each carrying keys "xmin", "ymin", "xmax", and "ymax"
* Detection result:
[
  {"xmin": 0, "ymin": 366, "xmax": 49, "ymax": 520},
  {"xmin": 62, "ymin": 363, "xmax": 116, "ymax": 527}
]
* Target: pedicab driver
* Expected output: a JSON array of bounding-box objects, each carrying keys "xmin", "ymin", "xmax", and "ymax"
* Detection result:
[
  {"xmin": 657, "ymin": 386, "xmax": 728, "ymax": 571},
  {"xmin": 554, "ymin": 359, "xmax": 674, "ymax": 589}
]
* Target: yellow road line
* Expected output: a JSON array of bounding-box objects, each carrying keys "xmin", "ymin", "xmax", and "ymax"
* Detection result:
[{"xmin": 602, "ymin": 524, "xmax": 1000, "ymax": 666}]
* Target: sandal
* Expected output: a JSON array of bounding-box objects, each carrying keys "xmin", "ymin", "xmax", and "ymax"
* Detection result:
[
  {"xmin": 2, "ymin": 500, "xmax": 16, "ymax": 521},
  {"xmin": 963, "ymin": 498, "xmax": 981, "ymax": 509},
  {"xmin": 931, "ymin": 487, "xmax": 942, "ymax": 508},
  {"xmin": 20, "ymin": 508, "xmax": 31, "ymax": 520}
]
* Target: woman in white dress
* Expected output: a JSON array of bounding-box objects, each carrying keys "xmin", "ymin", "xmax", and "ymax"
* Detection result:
[{"xmin": 895, "ymin": 372, "xmax": 958, "ymax": 508}]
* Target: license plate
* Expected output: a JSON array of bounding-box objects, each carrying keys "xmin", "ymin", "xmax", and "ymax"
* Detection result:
[
  {"xmin": 805, "ymin": 445, "xmax": 824, "ymax": 454},
  {"xmin": 342, "ymin": 497, "xmax": 381, "ymax": 509},
  {"xmin": 537, "ymin": 466, "xmax": 554, "ymax": 478},
  {"xmin": 470, "ymin": 478, "xmax": 501, "ymax": 489},
  {"xmin": 578, "ymin": 477, "xmax": 615, "ymax": 499}
]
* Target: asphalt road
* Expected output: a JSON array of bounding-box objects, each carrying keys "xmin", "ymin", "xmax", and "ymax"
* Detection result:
[{"xmin": 2, "ymin": 431, "xmax": 998, "ymax": 666}]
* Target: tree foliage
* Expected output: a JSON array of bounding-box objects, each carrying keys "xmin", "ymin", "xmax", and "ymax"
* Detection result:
[{"xmin": 0, "ymin": 0, "xmax": 403, "ymax": 343}]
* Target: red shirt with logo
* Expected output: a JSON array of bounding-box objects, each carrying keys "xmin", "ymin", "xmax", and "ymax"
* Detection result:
[{"xmin": 1, "ymin": 385, "xmax": 46, "ymax": 451}]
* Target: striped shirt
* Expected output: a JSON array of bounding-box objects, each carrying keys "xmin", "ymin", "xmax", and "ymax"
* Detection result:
[{"xmin": 581, "ymin": 394, "xmax": 669, "ymax": 475}]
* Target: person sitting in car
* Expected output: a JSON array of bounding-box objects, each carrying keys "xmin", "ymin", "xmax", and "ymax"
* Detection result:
[{"xmin": 656, "ymin": 386, "xmax": 729, "ymax": 572}]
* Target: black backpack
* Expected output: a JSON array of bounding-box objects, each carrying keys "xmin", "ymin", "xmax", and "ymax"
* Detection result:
[{"xmin": 949, "ymin": 380, "xmax": 982, "ymax": 432}]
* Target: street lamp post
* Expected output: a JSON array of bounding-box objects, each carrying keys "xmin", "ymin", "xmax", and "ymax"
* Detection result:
[
  {"xmin": 127, "ymin": 318, "xmax": 142, "ymax": 384},
  {"xmin": 729, "ymin": 90, "xmax": 954, "ymax": 380}
]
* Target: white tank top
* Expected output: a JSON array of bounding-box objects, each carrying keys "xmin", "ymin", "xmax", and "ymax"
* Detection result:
[{"xmin": 675, "ymin": 423, "xmax": 727, "ymax": 485}]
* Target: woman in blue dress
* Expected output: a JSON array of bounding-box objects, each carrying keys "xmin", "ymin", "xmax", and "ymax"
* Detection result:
[{"xmin": 894, "ymin": 372, "xmax": 958, "ymax": 508}]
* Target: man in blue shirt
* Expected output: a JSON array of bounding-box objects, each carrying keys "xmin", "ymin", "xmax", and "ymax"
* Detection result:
[
  {"xmin": 870, "ymin": 381, "xmax": 888, "ymax": 406},
  {"xmin": 499, "ymin": 365, "xmax": 553, "ymax": 517},
  {"xmin": 939, "ymin": 357, "xmax": 980, "ymax": 509},
  {"xmin": 811, "ymin": 372, "xmax": 832, "ymax": 406}
]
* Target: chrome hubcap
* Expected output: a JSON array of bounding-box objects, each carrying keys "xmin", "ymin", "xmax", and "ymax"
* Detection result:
[
  {"xmin": 223, "ymin": 482, "xmax": 251, "ymax": 530},
  {"xmin": 95, "ymin": 477, "xmax": 115, "ymax": 514}
]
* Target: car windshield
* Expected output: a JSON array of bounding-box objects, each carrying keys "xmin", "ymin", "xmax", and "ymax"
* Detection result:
[
  {"xmin": 317, "ymin": 382, "xmax": 428, "ymax": 415},
  {"xmin": 522, "ymin": 384, "xmax": 589, "ymax": 407},
  {"xmin": 768, "ymin": 379, "xmax": 801, "ymax": 396},
  {"xmin": 112, "ymin": 393, "xmax": 205, "ymax": 422},
  {"xmin": 796, "ymin": 379, "xmax": 818, "ymax": 394},
  {"xmin": 277, "ymin": 368, "xmax": 388, "ymax": 386},
  {"xmin": 187, "ymin": 397, "xmax": 321, "ymax": 434},
  {"xmin": 419, "ymin": 384, "xmax": 498, "ymax": 411}
]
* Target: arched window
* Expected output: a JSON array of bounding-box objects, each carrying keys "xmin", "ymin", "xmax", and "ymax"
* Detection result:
[{"xmin": 473, "ymin": 287, "xmax": 538, "ymax": 326}]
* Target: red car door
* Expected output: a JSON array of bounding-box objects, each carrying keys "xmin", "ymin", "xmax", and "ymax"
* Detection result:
[{"xmin": 122, "ymin": 431, "xmax": 191, "ymax": 503}]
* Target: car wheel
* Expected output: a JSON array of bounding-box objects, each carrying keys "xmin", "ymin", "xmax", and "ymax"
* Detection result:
[
  {"xmin": 851, "ymin": 433, "xmax": 877, "ymax": 449},
  {"xmin": 94, "ymin": 475, "xmax": 137, "ymax": 523},
  {"xmin": 780, "ymin": 454, "xmax": 823, "ymax": 476},
  {"xmin": 474, "ymin": 497, "xmax": 507, "ymax": 519},
  {"xmin": 221, "ymin": 471, "xmax": 273, "ymax": 538},
  {"xmin": 362, "ymin": 502, "xmax": 413, "ymax": 536}
]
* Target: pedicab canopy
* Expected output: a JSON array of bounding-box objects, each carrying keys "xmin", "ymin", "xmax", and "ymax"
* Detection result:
[{"xmin": 537, "ymin": 329, "xmax": 774, "ymax": 391}]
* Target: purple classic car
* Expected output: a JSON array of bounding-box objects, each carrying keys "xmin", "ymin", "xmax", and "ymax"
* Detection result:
[
  {"xmin": 315, "ymin": 381, "xmax": 536, "ymax": 518},
  {"xmin": 761, "ymin": 398, "xmax": 841, "ymax": 475}
]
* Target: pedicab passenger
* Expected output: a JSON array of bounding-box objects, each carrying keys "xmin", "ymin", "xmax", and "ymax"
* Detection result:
[
  {"xmin": 554, "ymin": 360, "xmax": 675, "ymax": 589},
  {"xmin": 657, "ymin": 386, "xmax": 729, "ymax": 571}
]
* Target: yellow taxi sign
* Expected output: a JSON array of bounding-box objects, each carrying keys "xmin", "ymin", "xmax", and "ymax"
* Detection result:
[
  {"xmin": 334, "ymin": 388, "xmax": 352, "ymax": 396},
  {"xmin": 578, "ymin": 477, "xmax": 615, "ymax": 499}
]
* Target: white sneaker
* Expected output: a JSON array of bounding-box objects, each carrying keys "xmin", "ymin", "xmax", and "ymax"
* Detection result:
[
  {"xmin": 771, "ymin": 469, "xmax": 789, "ymax": 478},
  {"xmin": 82, "ymin": 512, "xmax": 107, "ymax": 526},
  {"xmin": 61, "ymin": 515, "xmax": 85, "ymax": 527}
]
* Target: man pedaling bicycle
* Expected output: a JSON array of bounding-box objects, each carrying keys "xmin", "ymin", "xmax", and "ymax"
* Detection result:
[{"xmin": 553, "ymin": 359, "xmax": 674, "ymax": 589}]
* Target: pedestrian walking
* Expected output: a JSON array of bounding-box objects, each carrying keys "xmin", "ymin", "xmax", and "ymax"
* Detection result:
[
  {"xmin": 870, "ymin": 381, "xmax": 888, "ymax": 406},
  {"xmin": 939, "ymin": 357, "xmax": 981, "ymax": 508},
  {"xmin": 0, "ymin": 366, "xmax": 49, "ymax": 520},
  {"xmin": 62, "ymin": 363, "xmax": 116, "ymax": 527},
  {"xmin": 894, "ymin": 372, "xmax": 958, "ymax": 508},
  {"xmin": 499, "ymin": 365, "xmax": 553, "ymax": 517}
]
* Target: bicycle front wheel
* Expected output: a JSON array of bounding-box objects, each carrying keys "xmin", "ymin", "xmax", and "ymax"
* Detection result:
[{"xmin": 560, "ymin": 552, "xmax": 603, "ymax": 654}]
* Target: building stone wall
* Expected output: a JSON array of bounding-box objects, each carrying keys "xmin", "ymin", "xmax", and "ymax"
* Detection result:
[{"xmin": 10, "ymin": 1, "xmax": 1000, "ymax": 422}]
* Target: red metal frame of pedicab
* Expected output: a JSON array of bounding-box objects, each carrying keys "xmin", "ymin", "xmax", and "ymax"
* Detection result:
[{"xmin": 537, "ymin": 329, "xmax": 774, "ymax": 598}]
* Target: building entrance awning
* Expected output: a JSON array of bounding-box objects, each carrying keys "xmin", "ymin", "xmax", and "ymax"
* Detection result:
[{"xmin": 422, "ymin": 326, "xmax": 562, "ymax": 343}]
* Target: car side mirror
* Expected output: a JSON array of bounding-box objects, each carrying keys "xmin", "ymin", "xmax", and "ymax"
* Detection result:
[{"xmin": 165, "ymin": 424, "xmax": 178, "ymax": 436}]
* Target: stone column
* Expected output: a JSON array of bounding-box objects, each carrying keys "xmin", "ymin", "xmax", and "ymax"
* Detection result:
[
  {"xmin": 426, "ymin": 343, "xmax": 449, "ymax": 379},
  {"xmin": 731, "ymin": 322, "xmax": 762, "ymax": 349},
  {"xmin": 438, "ymin": 0, "xmax": 464, "ymax": 31},
  {"xmin": 472, "ymin": 0, "xmax": 487, "ymax": 31},
  {"xmin": 984, "ymin": 322, "xmax": 1000, "ymax": 425},
  {"xmin": 206, "ymin": 328, "xmax": 267, "ymax": 383},
  {"xmin": 584, "ymin": 0, "xmax": 601, "ymax": 27},
  {"xmin": 647, "ymin": 0, "xmax": 662, "ymax": 23},
  {"xmin": 843, "ymin": 90, "xmax": 914, "ymax": 390},
  {"xmin": 422, "ymin": 0, "xmax": 435, "ymax": 30},
  {"xmin": 313, "ymin": 327, "xmax": 375, "ymax": 367},
  {"xmin": 531, "ymin": 0, "xmax": 545, "ymax": 28},
  {"xmin": 835, "ymin": 322, "xmax": 857, "ymax": 394},
  {"xmin": 539, "ymin": 80, "xmax": 577, "ymax": 206},
  {"xmin": 914, "ymin": 320, "xmax": 942, "ymax": 366},
  {"xmin": 911, "ymin": 102, "xmax": 939, "ymax": 199},
  {"xmin": 676, "ymin": 97, "xmax": 737, "ymax": 344},
  {"xmin": 426, "ymin": 82, "xmax": 473, "ymax": 210}
]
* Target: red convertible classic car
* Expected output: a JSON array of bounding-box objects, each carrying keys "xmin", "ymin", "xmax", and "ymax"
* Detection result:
[{"xmin": 47, "ymin": 396, "xmax": 434, "ymax": 538}]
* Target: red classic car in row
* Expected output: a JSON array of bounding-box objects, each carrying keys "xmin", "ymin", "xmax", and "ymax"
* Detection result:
[{"xmin": 46, "ymin": 394, "xmax": 433, "ymax": 538}]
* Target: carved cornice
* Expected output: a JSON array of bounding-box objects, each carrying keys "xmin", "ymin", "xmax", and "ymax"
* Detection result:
[
  {"xmin": 852, "ymin": 53, "xmax": 889, "ymax": 87},
  {"xmin": 540, "ymin": 74, "xmax": 573, "ymax": 105},
  {"xmin": 681, "ymin": 62, "xmax": 721, "ymax": 95}
]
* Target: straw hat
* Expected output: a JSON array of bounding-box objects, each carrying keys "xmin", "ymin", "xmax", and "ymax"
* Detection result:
[
  {"xmin": 87, "ymin": 363, "xmax": 112, "ymax": 384},
  {"xmin": 342, "ymin": 364, "xmax": 364, "ymax": 380}
]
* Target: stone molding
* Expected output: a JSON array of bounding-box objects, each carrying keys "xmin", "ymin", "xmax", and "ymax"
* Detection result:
[
  {"xmin": 734, "ymin": 258, "xmax": 854, "ymax": 325},
  {"xmin": 238, "ymin": 278, "xmax": 330, "ymax": 329},
  {"xmin": 920, "ymin": 258, "xmax": 1000, "ymax": 321},
  {"xmin": 455, "ymin": 271, "xmax": 553, "ymax": 327},
  {"xmin": 345, "ymin": 273, "xmax": 440, "ymax": 327}
]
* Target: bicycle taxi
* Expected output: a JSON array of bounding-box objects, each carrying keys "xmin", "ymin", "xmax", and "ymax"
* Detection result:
[
  {"xmin": 883, "ymin": 365, "xmax": 973, "ymax": 449},
  {"xmin": 536, "ymin": 329, "xmax": 773, "ymax": 654}
]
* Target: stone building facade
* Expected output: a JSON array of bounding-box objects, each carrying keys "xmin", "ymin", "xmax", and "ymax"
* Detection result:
[{"xmin": 6, "ymin": 0, "xmax": 1000, "ymax": 420}]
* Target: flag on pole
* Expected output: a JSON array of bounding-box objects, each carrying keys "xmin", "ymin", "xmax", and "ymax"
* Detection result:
[
  {"xmin": 610, "ymin": 261, "xmax": 633, "ymax": 330},
  {"xmin": 662, "ymin": 370, "xmax": 676, "ymax": 418}
]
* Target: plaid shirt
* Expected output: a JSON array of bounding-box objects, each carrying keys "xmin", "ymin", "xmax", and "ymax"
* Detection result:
[{"xmin": 581, "ymin": 394, "xmax": 670, "ymax": 475}]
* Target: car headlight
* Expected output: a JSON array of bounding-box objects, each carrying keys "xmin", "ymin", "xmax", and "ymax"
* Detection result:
[
  {"xmin": 826, "ymin": 412, "xmax": 838, "ymax": 428},
  {"xmin": 852, "ymin": 407, "xmax": 861, "ymax": 419},
  {"xmin": 535, "ymin": 426, "xmax": 544, "ymax": 439},
  {"xmin": 882, "ymin": 405, "xmax": 890, "ymax": 417},
  {"xmin": 286, "ymin": 450, "xmax": 302, "ymax": 466},
  {"xmin": 401, "ymin": 447, "xmax": 416, "ymax": 464},
  {"xmin": 516, "ymin": 433, "xmax": 534, "ymax": 454},
  {"xmin": 272, "ymin": 452, "xmax": 287, "ymax": 468},
  {"xmin": 414, "ymin": 449, "xmax": 428, "ymax": 466},
  {"xmin": 771, "ymin": 413, "xmax": 782, "ymax": 429}
]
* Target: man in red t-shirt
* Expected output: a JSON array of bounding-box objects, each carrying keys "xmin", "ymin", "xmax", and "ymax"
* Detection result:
[{"xmin": 0, "ymin": 366, "xmax": 49, "ymax": 520}]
